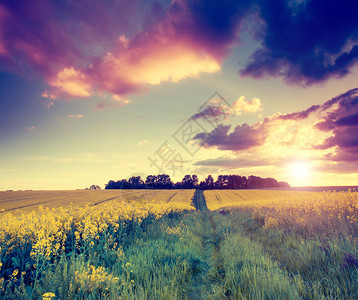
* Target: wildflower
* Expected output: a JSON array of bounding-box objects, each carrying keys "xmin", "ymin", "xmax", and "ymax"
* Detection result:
[{"xmin": 42, "ymin": 292, "xmax": 56, "ymax": 300}]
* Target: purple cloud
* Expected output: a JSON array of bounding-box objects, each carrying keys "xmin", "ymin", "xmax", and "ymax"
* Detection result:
[
  {"xmin": 194, "ymin": 123, "xmax": 268, "ymax": 151},
  {"xmin": 241, "ymin": 0, "xmax": 358, "ymax": 85},
  {"xmin": 311, "ymin": 89, "xmax": 358, "ymax": 162},
  {"xmin": 277, "ymin": 105, "xmax": 320, "ymax": 121},
  {"xmin": 336, "ymin": 112, "xmax": 358, "ymax": 127},
  {"xmin": 190, "ymin": 105, "xmax": 230, "ymax": 124},
  {"xmin": 1, "ymin": 0, "xmax": 358, "ymax": 100},
  {"xmin": 0, "ymin": 1, "xmax": 137, "ymax": 75},
  {"xmin": 0, "ymin": 0, "xmax": 250, "ymax": 101},
  {"xmin": 194, "ymin": 88, "xmax": 358, "ymax": 162}
]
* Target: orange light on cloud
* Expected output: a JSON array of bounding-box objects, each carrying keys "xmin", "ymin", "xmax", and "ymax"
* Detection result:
[
  {"xmin": 45, "ymin": 31, "xmax": 221, "ymax": 101},
  {"xmin": 232, "ymin": 96, "xmax": 262, "ymax": 115},
  {"xmin": 49, "ymin": 67, "xmax": 93, "ymax": 98},
  {"xmin": 129, "ymin": 45, "xmax": 220, "ymax": 85},
  {"xmin": 97, "ymin": 41, "xmax": 220, "ymax": 93}
]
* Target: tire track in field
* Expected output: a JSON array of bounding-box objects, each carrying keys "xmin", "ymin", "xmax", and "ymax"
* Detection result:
[
  {"xmin": 232, "ymin": 191, "xmax": 249, "ymax": 201},
  {"xmin": 0, "ymin": 200, "xmax": 53, "ymax": 214},
  {"xmin": 0, "ymin": 193, "xmax": 123, "ymax": 213},
  {"xmin": 91, "ymin": 196, "xmax": 123, "ymax": 206},
  {"xmin": 190, "ymin": 190, "xmax": 228, "ymax": 299},
  {"xmin": 166, "ymin": 190, "xmax": 181, "ymax": 202},
  {"xmin": 92, "ymin": 190, "xmax": 156, "ymax": 206},
  {"xmin": 1, "ymin": 195, "xmax": 121, "ymax": 213},
  {"xmin": 0, "ymin": 191, "xmax": 90, "ymax": 213},
  {"xmin": 0, "ymin": 191, "xmax": 108, "ymax": 214}
]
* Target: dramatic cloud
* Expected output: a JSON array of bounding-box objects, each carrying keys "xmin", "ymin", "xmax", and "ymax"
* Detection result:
[
  {"xmin": 241, "ymin": 0, "xmax": 358, "ymax": 84},
  {"xmin": 313, "ymin": 88, "xmax": 358, "ymax": 161},
  {"xmin": 1, "ymin": 0, "xmax": 358, "ymax": 102},
  {"xmin": 194, "ymin": 88, "xmax": 358, "ymax": 168},
  {"xmin": 0, "ymin": 1, "xmax": 138, "ymax": 74},
  {"xmin": 194, "ymin": 123, "xmax": 268, "ymax": 151},
  {"xmin": 0, "ymin": 0, "xmax": 248, "ymax": 102}
]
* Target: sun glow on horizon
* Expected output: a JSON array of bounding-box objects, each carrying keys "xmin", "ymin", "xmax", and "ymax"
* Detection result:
[{"xmin": 288, "ymin": 161, "xmax": 313, "ymax": 186}]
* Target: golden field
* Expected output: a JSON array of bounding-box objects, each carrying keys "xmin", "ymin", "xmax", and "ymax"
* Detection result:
[
  {"xmin": 0, "ymin": 189, "xmax": 195, "ymax": 215},
  {"xmin": 204, "ymin": 189, "xmax": 358, "ymax": 235}
]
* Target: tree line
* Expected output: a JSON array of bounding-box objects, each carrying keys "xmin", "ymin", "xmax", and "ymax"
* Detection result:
[{"xmin": 105, "ymin": 174, "xmax": 290, "ymax": 190}]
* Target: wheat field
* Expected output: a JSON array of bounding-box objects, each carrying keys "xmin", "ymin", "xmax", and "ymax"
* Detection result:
[{"xmin": 0, "ymin": 189, "xmax": 195, "ymax": 215}]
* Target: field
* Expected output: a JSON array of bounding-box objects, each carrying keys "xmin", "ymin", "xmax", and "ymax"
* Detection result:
[
  {"xmin": 0, "ymin": 190, "xmax": 194, "ymax": 215},
  {"xmin": 1, "ymin": 189, "xmax": 358, "ymax": 299}
]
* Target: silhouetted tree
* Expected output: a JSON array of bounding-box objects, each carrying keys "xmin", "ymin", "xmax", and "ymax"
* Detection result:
[
  {"xmin": 181, "ymin": 175, "xmax": 198, "ymax": 189},
  {"xmin": 105, "ymin": 173, "xmax": 289, "ymax": 190},
  {"xmin": 248, "ymin": 175, "xmax": 261, "ymax": 188},
  {"xmin": 105, "ymin": 180, "xmax": 116, "ymax": 189},
  {"xmin": 279, "ymin": 181, "xmax": 290, "ymax": 188},
  {"xmin": 128, "ymin": 176, "xmax": 144, "ymax": 189},
  {"xmin": 145, "ymin": 175, "xmax": 157, "ymax": 188},
  {"xmin": 86, "ymin": 185, "xmax": 101, "ymax": 190},
  {"xmin": 174, "ymin": 181, "xmax": 183, "ymax": 189},
  {"xmin": 156, "ymin": 174, "xmax": 173, "ymax": 189},
  {"xmin": 215, "ymin": 175, "xmax": 230, "ymax": 189},
  {"xmin": 192, "ymin": 174, "xmax": 199, "ymax": 188},
  {"xmin": 200, "ymin": 175, "xmax": 214, "ymax": 189}
]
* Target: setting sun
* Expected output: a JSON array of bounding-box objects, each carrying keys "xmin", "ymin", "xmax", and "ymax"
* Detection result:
[{"xmin": 289, "ymin": 162, "xmax": 312, "ymax": 186}]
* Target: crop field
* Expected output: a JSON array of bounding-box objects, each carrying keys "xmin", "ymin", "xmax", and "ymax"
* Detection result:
[
  {"xmin": 1, "ymin": 189, "xmax": 358, "ymax": 299},
  {"xmin": 0, "ymin": 189, "xmax": 195, "ymax": 216}
]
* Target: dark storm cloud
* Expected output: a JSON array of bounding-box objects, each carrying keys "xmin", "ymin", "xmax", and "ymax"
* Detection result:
[
  {"xmin": 241, "ymin": 0, "xmax": 358, "ymax": 84},
  {"xmin": 170, "ymin": 0, "xmax": 252, "ymax": 59},
  {"xmin": 170, "ymin": 0, "xmax": 358, "ymax": 84}
]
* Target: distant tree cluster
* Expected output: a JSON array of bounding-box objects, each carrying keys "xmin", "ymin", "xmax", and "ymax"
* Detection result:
[
  {"xmin": 105, "ymin": 174, "xmax": 290, "ymax": 190},
  {"xmin": 86, "ymin": 185, "xmax": 101, "ymax": 190}
]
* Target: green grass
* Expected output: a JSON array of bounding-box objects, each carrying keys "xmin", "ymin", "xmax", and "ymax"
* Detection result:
[{"xmin": 216, "ymin": 209, "xmax": 358, "ymax": 299}]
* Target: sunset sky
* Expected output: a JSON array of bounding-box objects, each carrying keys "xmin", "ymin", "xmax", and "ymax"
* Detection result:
[{"xmin": 1, "ymin": 0, "xmax": 358, "ymax": 190}]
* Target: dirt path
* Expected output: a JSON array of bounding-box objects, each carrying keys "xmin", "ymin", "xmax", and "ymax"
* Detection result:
[
  {"xmin": 192, "ymin": 190, "xmax": 208, "ymax": 211},
  {"xmin": 189, "ymin": 190, "xmax": 228, "ymax": 299}
]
